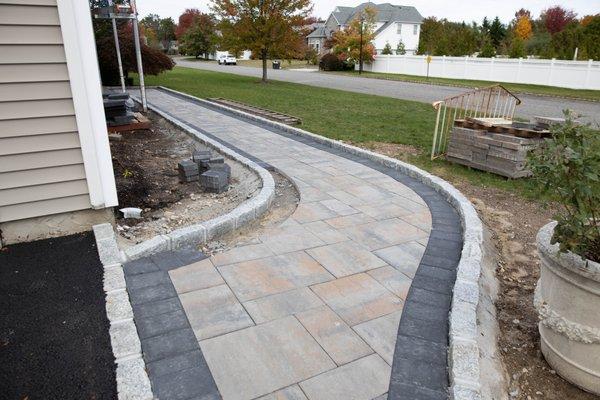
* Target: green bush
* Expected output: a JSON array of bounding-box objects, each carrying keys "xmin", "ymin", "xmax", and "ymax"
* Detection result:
[
  {"xmin": 381, "ymin": 42, "xmax": 393, "ymax": 55},
  {"xmin": 528, "ymin": 115, "xmax": 600, "ymax": 262}
]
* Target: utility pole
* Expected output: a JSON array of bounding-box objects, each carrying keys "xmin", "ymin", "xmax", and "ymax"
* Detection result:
[
  {"xmin": 130, "ymin": 0, "xmax": 147, "ymax": 112},
  {"xmin": 359, "ymin": 15, "xmax": 364, "ymax": 75}
]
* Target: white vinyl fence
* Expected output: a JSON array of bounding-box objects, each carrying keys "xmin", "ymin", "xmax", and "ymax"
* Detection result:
[{"xmin": 362, "ymin": 55, "xmax": 600, "ymax": 90}]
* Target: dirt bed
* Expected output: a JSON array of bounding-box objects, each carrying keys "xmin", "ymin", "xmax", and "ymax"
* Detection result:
[
  {"xmin": 357, "ymin": 141, "xmax": 598, "ymax": 400},
  {"xmin": 110, "ymin": 111, "xmax": 261, "ymax": 247}
]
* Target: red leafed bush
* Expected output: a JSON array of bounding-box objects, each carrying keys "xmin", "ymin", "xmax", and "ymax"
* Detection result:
[{"xmin": 95, "ymin": 21, "xmax": 175, "ymax": 86}]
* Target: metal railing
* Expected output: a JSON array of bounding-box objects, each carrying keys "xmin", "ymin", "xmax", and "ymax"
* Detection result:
[{"xmin": 431, "ymin": 85, "xmax": 521, "ymax": 159}]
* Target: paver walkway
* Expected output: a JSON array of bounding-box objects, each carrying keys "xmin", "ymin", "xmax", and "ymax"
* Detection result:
[{"xmin": 129, "ymin": 88, "xmax": 461, "ymax": 400}]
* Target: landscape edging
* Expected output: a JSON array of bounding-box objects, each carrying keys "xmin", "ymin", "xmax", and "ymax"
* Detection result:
[
  {"xmin": 157, "ymin": 85, "xmax": 485, "ymax": 399},
  {"xmin": 121, "ymin": 96, "xmax": 276, "ymax": 262},
  {"xmin": 92, "ymin": 223, "xmax": 154, "ymax": 400}
]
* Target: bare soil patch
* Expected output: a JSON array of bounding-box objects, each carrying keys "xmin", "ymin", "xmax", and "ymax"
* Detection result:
[
  {"xmin": 357, "ymin": 141, "xmax": 598, "ymax": 399},
  {"xmin": 110, "ymin": 111, "xmax": 261, "ymax": 246}
]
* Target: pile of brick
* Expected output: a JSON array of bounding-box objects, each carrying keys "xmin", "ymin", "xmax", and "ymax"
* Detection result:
[
  {"xmin": 446, "ymin": 126, "xmax": 543, "ymax": 178},
  {"xmin": 103, "ymin": 92, "xmax": 135, "ymax": 126},
  {"xmin": 178, "ymin": 150, "xmax": 231, "ymax": 193}
]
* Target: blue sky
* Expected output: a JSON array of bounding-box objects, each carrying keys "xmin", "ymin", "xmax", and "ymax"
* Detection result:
[{"xmin": 136, "ymin": 0, "xmax": 600, "ymax": 24}]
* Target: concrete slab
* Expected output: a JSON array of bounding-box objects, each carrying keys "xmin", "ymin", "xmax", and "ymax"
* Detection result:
[
  {"xmin": 306, "ymin": 241, "xmax": 387, "ymax": 278},
  {"xmin": 243, "ymin": 287, "xmax": 323, "ymax": 324},
  {"xmin": 354, "ymin": 311, "xmax": 403, "ymax": 365},
  {"xmin": 168, "ymin": 258, "xmax": 224, "ymax": 294}
]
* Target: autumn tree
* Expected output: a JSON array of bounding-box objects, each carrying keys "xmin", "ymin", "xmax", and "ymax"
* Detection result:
[
  {"xmin": 176, "ymin": 8, "xmax": 202, "ymax": 38},
  {"xmin": 140, "ymin": 14, "xmax": 176, "ymax": 51},
  {"xmin": 330, "ymin": 6, "xmax": 377, "ymax": 68},
  {"xmin": 212, "ymin": 0, "xmax": 312, "ymax": 83},
  {"xmin": 541, "ymin": 6, "xmax": 577, "ymax": 35},
  {"xmin": 515, "ymin": 15, "xmax": 533, "ymax": 40},
  {"xmin": 179, "ymin": 14, "xmax": 218, "ymax": 59}
]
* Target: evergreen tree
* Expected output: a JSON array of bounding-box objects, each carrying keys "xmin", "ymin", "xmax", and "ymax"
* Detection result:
[
  {"xmin": 489, "ymin": 17, "xmax": 506, "ymax": 48},
  {"xmin": 396, "ymin": 40, "xmax": 406, "ymax": 55},
  {"xmin": 382, "ymin": 42, "xmax": 393, "ymax": 55}
]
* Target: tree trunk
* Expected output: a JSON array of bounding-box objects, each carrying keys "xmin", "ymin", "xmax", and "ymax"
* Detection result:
[{"xmin": 261, "ymin": 49, "xmax": 268, "ymax": 83}]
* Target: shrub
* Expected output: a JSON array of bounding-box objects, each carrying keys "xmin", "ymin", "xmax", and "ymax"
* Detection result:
[
  {"xmin": 528, "ymin": 115, "xmax": 600, "ymax": 262},
  {"xmin": 319, "ymin": 53, "xmax": 345, "ymax": 71},
  {"xmin": 395, "ymin": 41, "xmax": 406, "ymax": 55},
  {"xmin": 95, "ymin": 22, "xmax": 175, "ymax": 86}
]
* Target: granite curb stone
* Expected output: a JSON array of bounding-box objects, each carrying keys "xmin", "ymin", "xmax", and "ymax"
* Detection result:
[
  {"xmin": 93, "ymin": 223, "xmax": 153, "ymax": 400},
  {"xmin": 156, "ymin": 86, "xmax": 485, "ymax": 399}
]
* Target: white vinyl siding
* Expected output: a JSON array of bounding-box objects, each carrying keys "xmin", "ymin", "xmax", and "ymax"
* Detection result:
[{"xmin": 0, "ymin": 0, "xmax": 92, "ymax": 223}]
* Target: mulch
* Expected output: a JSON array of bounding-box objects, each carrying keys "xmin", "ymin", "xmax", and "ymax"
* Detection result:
[{"xmin": 0, "ymin": 232, "xmax": 117, "ymax": 400}]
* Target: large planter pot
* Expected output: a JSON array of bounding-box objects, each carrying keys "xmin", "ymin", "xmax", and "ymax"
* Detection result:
[{"xmin": 535, "ymin": 221, "xmax": 600, "ymax": 395}]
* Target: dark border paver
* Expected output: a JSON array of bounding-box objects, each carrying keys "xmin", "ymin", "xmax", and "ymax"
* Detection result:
[{"xmin": 124, "ymin": 249, "xmax": 221, "ymax": 400}]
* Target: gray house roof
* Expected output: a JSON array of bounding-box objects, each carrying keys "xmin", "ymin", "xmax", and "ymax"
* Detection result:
[
  {"xmin": 337, "ymin": 3, "xmax": 423, "ymax": 26},
  {"xmin": 307, "ymin": 3, "xmax": 423, "ymax": 39}
]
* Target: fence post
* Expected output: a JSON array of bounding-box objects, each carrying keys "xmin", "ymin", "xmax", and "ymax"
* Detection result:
[
  {"xmin": 442, "ymin": 55, "xmax": 446, "ymax": 77},
  {"xmin": 464, "ymin": 56, "xmax": 468, "ymax": 79},
  {"xmin": 548, "ymin": 58, "xmax": 555, "ymax": 86},
  {"xmin": 386, "ymin": 55, "xmax": 390, "ymax": 73},
  {"xmin": 516, "ymin": 57, "xmax": 522, "ymax": 82},
  {"xmin": 584, "ymin": 59, "xmax": 593, "ymax": 89},
  {"xmin": 489, "ymin": 57, "xmax": 494, "ymax": 80}
]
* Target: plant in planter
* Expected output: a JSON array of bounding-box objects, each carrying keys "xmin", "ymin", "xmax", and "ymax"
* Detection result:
[{"xmin": 528, "ymin": 115, "xmax": 600, "ymax": 394}]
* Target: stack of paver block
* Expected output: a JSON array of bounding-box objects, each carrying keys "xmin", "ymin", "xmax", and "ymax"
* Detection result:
[
  {"xmin": 178, "ymin": 160, "xmax": 200, "ymax": 182},
  {"xmin": 446, "ymin": 126, "xmax": 542, "ymax": 178},
  {"xmin": 179, "ymin": 150, "xmax": 231, "ymax": 193},
  {"xmin": 103, "ymin": 93, "xmax": 135, "ymax": 126}
]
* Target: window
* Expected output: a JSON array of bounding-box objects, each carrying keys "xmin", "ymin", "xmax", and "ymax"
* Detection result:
[
  {"xmin": 396, "ymin": 23, "xmax": 402, "ymax": 34},
  {"xmin": 413, "ymin": 24, "xmax": 418, "ymax": 35},
  {"xmin": 315, "ymin": 43, "xmax": 320, "ymax": 52}
]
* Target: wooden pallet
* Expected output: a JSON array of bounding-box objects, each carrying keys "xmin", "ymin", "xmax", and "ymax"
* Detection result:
[
  {"xmin": 107, "ymin": 112, "xmax": 151, "ymax": 133},
  {"xmin": 455, "ymin": 118, "xmax": 550, "ymax": 139},
  {"xmin": 209, "ymin": 98, "xmax": 302, "ymax": 125}
]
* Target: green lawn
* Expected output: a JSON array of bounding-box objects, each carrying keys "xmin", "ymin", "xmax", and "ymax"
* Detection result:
[
  {"xmin": 139, "ymin": 66, "xmax": 541, "ymax": 198},
  {"xmin": 329, "ymin": 70, "xmax": 600, "ymax": 102},
  {"xmin": 182, "ymin": 57, "xmax": 316, "ymax": 70}
]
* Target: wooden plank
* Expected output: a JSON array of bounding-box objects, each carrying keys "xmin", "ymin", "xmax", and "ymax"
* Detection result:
[{"xmin": 107, "ymin": 113, "xmax": 151, "ymax": 133}]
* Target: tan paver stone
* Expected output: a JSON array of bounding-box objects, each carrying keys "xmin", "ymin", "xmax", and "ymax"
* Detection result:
[
  {"xmin": 319, "ymin": 199, "xmax": 358, "ymax": 217},
  {"xmin": 257, "ymin": 385, "xmax": 308, "ymax": 400},
  {"xmin": 311, "ymin": 274, "xmax": 403, "ymax": 326},
  {"xmin": 218, "ymin": 251, "xmax": 334, "ymax": 302},
  {"xmin": 341, "ymin": 219, "xmax": 428, "ymax": 251},
  {"xmin": 303, "ymin": 221, "xmax": 348, "ymax": 245},
  {"xmin": 354, "ymin": 311, "xmax": 402, "ymax": 365},
  {"xmin": 373, "ymin": 242, "xmax": 425, "ymax": 278},
  {"xmin": 326, "ymin": 190, "xmax": 366, "ymax": 207},
  {"xmin": 417, "ymin": 237, "xmax": 429, "ymax": 246},
  {"xmin": 243, "ymin": 287, "xmax": 323, "ymax": 324},
  {"xmin": 367, "ymin": 266, "xmax": 411, "ymax": 300},
  {"xmin": 292, "ymin": 202, "xmax": 339, "ymax": 224},
  {"xmin": 306, "ymin": 242, "xmax": 387, "ymax": 278},
  {"xmin": 355, "ymin": 202, "xmax": 413, "ymax": 220},
  {"xmin": 211, "ymin": 243, "xmax": 274, "ymax": 267},
  {"xmin": 399, "ymin": 210, "xmax": 433, "ymax": 231},
  {"xmin": 169, "ymin": 258, "xmax": 224, "ymax": 294},
  {"xmin": 324, "ymin": 213, "xmax": 376, "ymax": 230},
  {"xmin": 345, "ymin": 185, "xmax": 393, "ymax": 203},
  {"xmin": 299, "ymin": 354, "xmax": 390, "ymax": 400},
  {"xmin": 179, "ymin": 284, "xmax": 254, "ymax": 340},
  {"xmin": 200, "ymin": 316, "xmax": 336, "ymax": 400},
  {"xmin": 296, "ymin": 306, "xmax": 373, "ymax": 366},
  {"xmin": 260, "ymin": 225, "xmax": 325, "ymax": 255},
  {"xmin": 300, "ymin": 187, "xmax": 333, "ymax": 203}
]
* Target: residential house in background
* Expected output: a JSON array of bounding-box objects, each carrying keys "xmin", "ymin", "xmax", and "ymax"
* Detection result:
[
  {"xmin": 307, "ymin": 2, "xmax": 423, "ymax": 55},
  {"xmin": 0, "ymin": 0, "xmax": 117, "ymax": 245}
]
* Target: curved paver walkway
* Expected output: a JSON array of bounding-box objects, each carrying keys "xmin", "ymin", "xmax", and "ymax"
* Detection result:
[{"xmin": 126, "ymin": 88, "xmax": 463, "ymax": 400}]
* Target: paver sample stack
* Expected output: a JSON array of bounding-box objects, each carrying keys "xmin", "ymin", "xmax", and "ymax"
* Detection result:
[
  {"xmin": 178, "ymin": 150, "xmax": 230, "ymax": 193},
  {"xmin": 103, "ymin": 92, "xmax": 135, "ymax": 126},
  {"xmin": 446, "ymin": 119, "xmax": 548, "ymax": 178}
]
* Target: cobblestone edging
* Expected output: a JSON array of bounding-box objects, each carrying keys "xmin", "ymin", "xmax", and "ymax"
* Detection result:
[
  {"xmin": 121, "ymin": 99, "xmax": 276, "ymax": 262},
  {"xmin": 93, "ymin": 223, "xmax": 154, "ymax": 400},
  {"xmin": 157, "ymin": 86, "xmax": 485, "ymax": 399}
]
